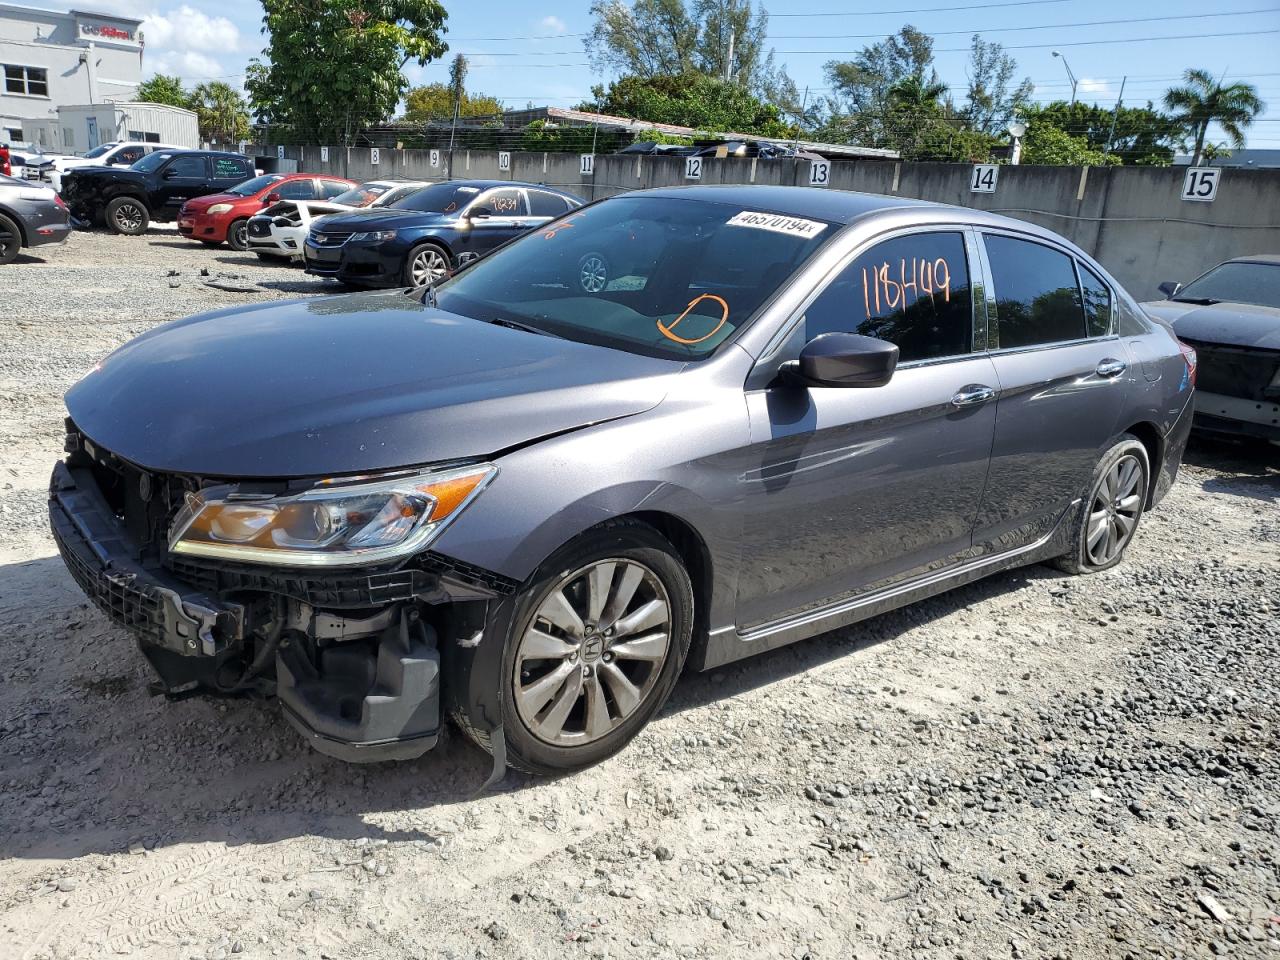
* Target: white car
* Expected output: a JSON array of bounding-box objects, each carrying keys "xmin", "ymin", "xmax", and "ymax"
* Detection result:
[
  {"xmin": 48, "ymin": 141, "xmax": 182, "ymax": 192},
  {"xmin": 245, "ymin": 179, "xmax": 429, "ymax": 260}
]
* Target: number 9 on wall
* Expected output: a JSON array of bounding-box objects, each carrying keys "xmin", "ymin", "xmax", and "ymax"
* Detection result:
[{"xmin": 1181, "ymin": 167, "xmax": 1220, "ymax": 202}]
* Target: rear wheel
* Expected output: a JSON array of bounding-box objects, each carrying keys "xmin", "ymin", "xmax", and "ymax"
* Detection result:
[
  {"xmin": 105, "ymin": 197, "xmax": 148, "ymax": 235},
  {"xmin": 0, "ymin": 213, "xmax": 20, "ymax": 264},
  {"xmin": 1050, "ymin": 434, "xmax": 1149, "ymax": 575},
  {"xmin": 460, "ymin": 522, "xmax": 694, "ymax": 775},
  {"xmin": 226, "ymin": 218, "xmax": 250, "ymax": 251}
]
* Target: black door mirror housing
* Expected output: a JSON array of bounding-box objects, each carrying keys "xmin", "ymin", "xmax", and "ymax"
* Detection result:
[
  {"xmin": 265, "ymin": 192, "xmax": 281, "ymax": 204},
  {"xmin": 162, "ymin": 169, "xmax": 180, "ymax": 180},
  {"xmin": 1157, "ymin": 280, "xmax": 1182, "ymax": 299},
  {"xmin": 468, "ymin": 206, "xmax": 493, "ymax": 220},
  {"xmin": 789, "ymin": 333, "xmax": 899, "ymax": 388}
]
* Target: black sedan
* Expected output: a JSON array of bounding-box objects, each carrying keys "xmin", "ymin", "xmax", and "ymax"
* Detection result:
[
  {"xmin": 1143, "ymin": 255, "xmax": 1280, "ymax": 445},
  {"xmin": 304, "ymin": 179, "xmax": 583, "ymax": 287},
  {"xmin": 0, "ymin": 173, "xmax": 71, "ymax": 264}
]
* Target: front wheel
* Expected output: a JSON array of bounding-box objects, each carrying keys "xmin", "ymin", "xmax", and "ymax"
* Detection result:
[
  {"xmin": 1050, "ymin": 433, "xmax": 1150, "ymax": 575},
  {"xmin": 105, "ymin": 197, "xmax": 149, "ymax": 235},
  {"xmin": 226, "ymin": 218, "xmax": 250, "ymax": 251},
  {"xmin": 401, "ymin": 243, "xmax": 450, "ymax": 287},
  {"xmin": 0, "ymin": 213, "xmax": 20, "ymax": 264},
  {"xmin": 462, "ymin": 522, "xmax": 694, "ymax": 775}
]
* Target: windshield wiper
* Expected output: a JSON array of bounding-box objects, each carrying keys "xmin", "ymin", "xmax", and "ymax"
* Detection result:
[
  {"xmin": 486, "ymin": 316, "xmax": 562, "ymax": 339},
  {"xmin": 1171, "ymin": 296, "xmax": 1221, "ymax": 305}
]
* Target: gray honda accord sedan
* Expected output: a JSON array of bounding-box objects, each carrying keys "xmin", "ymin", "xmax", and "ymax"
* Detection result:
[{"xmin": 50, "ymin": 185, "xmax": 1195, "ymax": 775}]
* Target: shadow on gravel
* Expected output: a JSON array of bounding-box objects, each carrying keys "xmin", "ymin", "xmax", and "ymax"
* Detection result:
[
  {"xmin": 1185, "ymin": 435, "xmax": 1279, "ymax": 502},
  {"xmin": 0, "ymin": 548, "xmax": 1065, "ymax": 861},
  {"xmin": 9, "ymin": 251, "xmax": 52, "ymax": 265}
]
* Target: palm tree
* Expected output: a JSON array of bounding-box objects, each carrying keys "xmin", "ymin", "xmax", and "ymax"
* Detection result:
[
  {"xmin": 1163, "ymin": 68, "xmax": 1265, "ymax": 166},
  {"xmin": 886, "ymin": 75, "xmax": 951, "ymax": 158}
]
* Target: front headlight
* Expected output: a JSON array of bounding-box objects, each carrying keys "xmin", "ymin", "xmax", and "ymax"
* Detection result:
[
  {"xmin": 351, "ymin": 230, "xmax": 398, "ymax": 242},
  {"xmin": 168, "ymin": 464, "xmax": 496, "ymax": 566},
  {"xmin": 206, "ymin": 203, "xmax": 234, "ymax": 214}
]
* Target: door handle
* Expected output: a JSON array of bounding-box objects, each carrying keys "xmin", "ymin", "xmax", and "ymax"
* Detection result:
[
  {"xmin": 951, "ymin": 384, "xmax": 997, "ymax": 407},
  {"xmin": 1095, "ymin": 358, "xmax": 1128, "ymax": 378}
]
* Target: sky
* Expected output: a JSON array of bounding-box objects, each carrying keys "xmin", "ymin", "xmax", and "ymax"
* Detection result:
[{"xmin": 25, "ymin": 0, "xmax": 1280, "ymax": 148}]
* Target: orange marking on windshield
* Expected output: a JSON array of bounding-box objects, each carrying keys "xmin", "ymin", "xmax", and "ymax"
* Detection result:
[
  {"xmin": 657, "ymin": 294, "xmax": 730, "ymax": 346},
  {"xmin": 543, "ymin": 215, "xmax": 581, "ymax": 239}
]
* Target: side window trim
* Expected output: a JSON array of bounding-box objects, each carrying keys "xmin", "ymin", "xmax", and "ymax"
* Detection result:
[
  {"xmin": 978, "ymin": 228, "xmax": 1116, "ymax": 354},
  {"xmin": 1074, "ymin": 258, "xmax": 1118, "ymax": 338},
  {"xmin": 758, "ymin": 224, "xmax": 986, "ymax": 373}
]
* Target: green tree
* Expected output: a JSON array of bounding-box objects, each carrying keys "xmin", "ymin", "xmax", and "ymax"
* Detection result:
[
  {"xmin": 584, "ymin": 0, "xmax": 793, "ymax": 105},
  {"xmin": 187, "ymin": 81, "xmax": 251, "ymax": 144},
  {"xmin": 588, "ymin": 72, "xmax": 792, "ymax": 136},
  {"xmin": 1020, "ymin": 101, "xmax": 1181, "ymax": 165},
  {"xmin": 135, "ymin": 74, "xmax": 189, "ymax": 108},
  {"xmin": 404, "ymin": 83, "xmax": 502, "ymax": 121},
  {"xmin": 822, "ymin": 26, "xmax": 940, "ymax": 147},
  {"xmin": 962, "ymin": 35, "xmax": 1032, "ymax": 135},
  {"xmin": 246, "ymin": 0, "xmax": 449, "ymax": 144},
  {"xmin": 1163, "ymin": 68, "xmax": 1265, "ymax": 166},
  {"xmin": 1021, "ymin": 123, "xmax": 1121, "ymax": 166},
  {"xmin": 883, "ymin": 75, "xmax": 948, "ymax": 158}
]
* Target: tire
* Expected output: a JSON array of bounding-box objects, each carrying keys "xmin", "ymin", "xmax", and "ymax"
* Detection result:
[
  {"xmin": 226, "ymin": 218, "xmax": 250, "ymax": 251},
  {"xmin": 577, "ymin": 252, "xmax": 610, "ymax": 294},
  {"xmin": 459, "ymin": 521, "xmax": 694, "ymax": 775},
  {"xmin": 105, "ymin": 197, "xmax": 149, "ymax": 235},
  {"xmin": 401, "ymin": 242, "xmax": 450, "ymax": 287},
  {"xmin": 1049, "ymin": 433, "xmax": 1150, "ymax": 575},
  {"xmin": 0, "ymin": 213, "xmax": 20, "ymax": 264}
]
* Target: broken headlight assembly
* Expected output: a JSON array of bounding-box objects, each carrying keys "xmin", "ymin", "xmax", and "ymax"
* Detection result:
[{"xmin": 167, "ymin": 464, "xmax": 496, "ymax": 566}]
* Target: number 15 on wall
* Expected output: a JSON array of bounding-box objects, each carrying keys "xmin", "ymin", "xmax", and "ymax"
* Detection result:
[{"xmin": 1182, "ymin": 167, "xmax": 1220, "ymax": 202}]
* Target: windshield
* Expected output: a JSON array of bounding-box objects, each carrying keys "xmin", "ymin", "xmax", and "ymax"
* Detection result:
[
  {"xmin": 228, "ymin": 174, "xmax": 284, "ymax": 196},
  {"xmin": 390, "ymin": 181, "xmax": 481, "ymax": 213},
  {"xmin": 82, "ymin": 144, "xmax": 115, "ymax": 159},
  {"xmin": 131, "ymin": 151, "xmax": 177, "ymax": 172},
  {"xmin": 333, "ymin": 182, "xmax": 392, "ymax": 206},
  {"xmin": 435, "ymin": 196, "xmax": 837, "ymax": 359},
  {"xmin": 1177, "ymin": 261, "xmax": 1280, "ymax": 310}
]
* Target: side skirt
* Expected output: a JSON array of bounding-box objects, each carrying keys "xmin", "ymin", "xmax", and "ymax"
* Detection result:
[{"xmin": 699, "ymin": 501, "xmax": 1079, "ymax": 671}]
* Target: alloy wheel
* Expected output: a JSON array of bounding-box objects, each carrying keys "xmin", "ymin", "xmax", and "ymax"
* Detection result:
[
  {"xmin": 1086, "ymin": 453, "xmax": 1143, "ymax": 565},
  {"xmin": 114, "ymin": 202, "xmax": 143, "ymax": 233},
  {"xmin": 579, "ymin": 255, "xmax": 608, "ymax": 293},
  {"xmin": 410, "ymin": 247, "xmax": 448, "ymax": 285},
  {"xmin": 513, "ymin": 558, "xmax": 671, "ymax": 747}
]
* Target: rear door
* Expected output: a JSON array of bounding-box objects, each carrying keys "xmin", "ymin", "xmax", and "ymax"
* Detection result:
[
  {"xmin": 971, "ymin": 231, "xmax": 1132, "ymax": 553},
  {"xmin": 210, "ymin": 155, "xmax": 253, "ymax": 192},
  {"xmin": 735, "ymin": 228, "xmax": 1000, "ymax": 628}
]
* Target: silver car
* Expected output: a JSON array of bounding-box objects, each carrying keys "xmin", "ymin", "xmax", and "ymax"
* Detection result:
[
  {"xmin": 0, "ymin": 174, "xmax": 70, "ymax": 264},
  {"xmin": 50, "ymin": 186, "xmax": 1195, "ymax": 775}
]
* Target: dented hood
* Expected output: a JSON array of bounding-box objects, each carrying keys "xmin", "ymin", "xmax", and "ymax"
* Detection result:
[
  {"xmin": 1141, "ymin": 299, "xmax": 1280, "ymax": 351},
  {"xmin": 65, "ymin": 291, "xmax": 677, "ymax": 478}
]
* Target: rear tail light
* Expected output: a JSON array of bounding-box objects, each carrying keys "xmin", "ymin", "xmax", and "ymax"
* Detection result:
[
  {"xmin": 1178, "ymin": 340, "xmax": 1197, "ymax": 387},
  {"xmin": 54, "ymin": 194, "xmax": 67, "ymax": 210}
]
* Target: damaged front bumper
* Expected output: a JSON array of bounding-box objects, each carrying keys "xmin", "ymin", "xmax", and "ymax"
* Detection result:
[{"xmin": 48, "ymin": 457, "xmax": 513, "ymax": 763}]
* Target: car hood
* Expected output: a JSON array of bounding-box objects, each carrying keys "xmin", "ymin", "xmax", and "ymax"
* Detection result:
[
  {"xmin": 1141, "ymin": 299, "xmax": 1280, "ymax": 350},
  {"xmin": 314, "ymin": 208, "xmax": 451, "ymax": 232},
  {"xmin": 65, "ymin": 291, "xmax": 678, "ymax": 478}
]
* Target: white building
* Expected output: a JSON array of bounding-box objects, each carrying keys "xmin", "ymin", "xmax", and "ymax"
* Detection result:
[
  {"xmin": 26, "ymin": 101, "xmax": 200, "ymax": 151},
  {"xmin": 1, "ymin": 2, "xmax": 144, "ymax": 145}
]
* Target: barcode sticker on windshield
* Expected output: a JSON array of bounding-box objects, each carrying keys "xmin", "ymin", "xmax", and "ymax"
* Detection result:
[{"xmin": 726, "ymin": 211, "xmax": 827, "ymax": 239}]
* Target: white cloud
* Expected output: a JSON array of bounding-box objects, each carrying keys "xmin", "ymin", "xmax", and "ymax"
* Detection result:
[
  {"xmin": 536, "ymin": 15, "xmax": 568, "ymax": 36},
  {"xmin": 1077, "ymin": 78, "xmax": 1115, "ymax": 100},
  {"xmin": 147, "ymin": 49, "xmax": 225, "ymax": 80},
  {"xmin": 141, "ymin": 6, "xmax": 242, "ymax": 55}
]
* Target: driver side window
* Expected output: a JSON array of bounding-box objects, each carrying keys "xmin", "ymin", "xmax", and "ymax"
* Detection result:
[
  {"xmin": 803, "ymin": 231, "xmax": 974, "ymax": 363},
  {"xmin": 164, "ymin": 155, "xmax": 206, "ymax": 179}
]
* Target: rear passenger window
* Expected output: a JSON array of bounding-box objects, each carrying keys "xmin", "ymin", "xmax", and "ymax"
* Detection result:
[
  {"xmin": 528, "ymin": 191, "xmax": 570, "ymax": 216},
  {"xmin": 803, "ymin": 231, "xmax": 973, "ymax": 363},
  {"xmin": 985, "ymin": 235, "xmax": 1085, "ymax": 348},
  {"xmin": 1079, "ymin": 264, "xmax": 1112, "ymax": 337},
  {"xmin": 320, "ymin": 180, "xmax": 349, "ymax": 198}
]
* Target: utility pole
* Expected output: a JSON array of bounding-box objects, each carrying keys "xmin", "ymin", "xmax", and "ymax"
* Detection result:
[
  {"xmin": 792, "ymin": 86, "xmax": 809, "ymax": 153},
  {"xmin": 724, "ymin": 29, "xmax": 735, "ymax": 82},
  {"xmin": 1104, "ymin": 76, "xmax": 1126, "ymax": 156}
]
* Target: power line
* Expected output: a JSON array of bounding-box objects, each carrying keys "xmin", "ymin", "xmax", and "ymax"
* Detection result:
[
  {"xmin": 772, "ymin": 0, "xmax": 1078, "ymax": 16},
  {"xmin": 773, "ymin": 28, "xmax": 1280, "ymax": 55}
]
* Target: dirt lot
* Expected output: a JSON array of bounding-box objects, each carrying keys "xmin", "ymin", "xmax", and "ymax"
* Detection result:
[{"xmin": 1, "ymin": 229, "xmax": 1278, "ymax": 960}]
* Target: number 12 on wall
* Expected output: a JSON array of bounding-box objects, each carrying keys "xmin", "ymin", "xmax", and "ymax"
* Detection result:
[
  {"xmin": 971, "ymin": 164, "xmax": 998, "ymax": 193},
  {"xmin": 1182, "ymin": 167, "xmax": 1220, "ymax": 202},
  {"xmin": 685, "ymin": 157, "xmax": 702, "ymax": 180}
]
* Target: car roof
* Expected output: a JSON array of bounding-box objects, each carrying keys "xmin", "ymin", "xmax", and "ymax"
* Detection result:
[
  {"xmin": 1224, "ymin": 254, "xmax": 1280, "ymax": 266},
  {"xmin": 628, "ymin": 184, "xmax": 1092, "ymax": 247},
  {"xmin": 444, "ymin": 178, "xmax": 578, "ymax": 196}
]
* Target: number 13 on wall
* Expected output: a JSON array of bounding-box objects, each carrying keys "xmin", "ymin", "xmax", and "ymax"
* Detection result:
[
  {"xmin": 1182, "ymin": 167, "xmax": 1220, "ymax": 202},
  {"xmin": 808, "ymin": 160, "xmax": 830, "ymax": 186}
]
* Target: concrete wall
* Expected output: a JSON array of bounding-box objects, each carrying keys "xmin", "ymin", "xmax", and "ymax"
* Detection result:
[{"xmin": 257, "ymin": 144, "xmax": 1280, "ymax": 300}]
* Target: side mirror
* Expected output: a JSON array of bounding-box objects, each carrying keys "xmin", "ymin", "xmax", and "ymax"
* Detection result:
[
  {"xmin": 788, "ymin": 333, "xmax": 899, "ymax": 388},
  {"xmin": 1157, "ymin": 280, "xmax": 1182, "ymax": 299},
  {"xmin": 468, "ymin": 206, "xmax": 493, "ymax": 220},
  {"xmin": 162, "ymin": 169, "xmax": 179, "ymax": 180},
  {"xmin": 454, "ymin": 251, "xmax": 481, "ymax": 270},
  {"xmin": 265, "ymin": 192, "xmax": 281, "ymax": 204}
]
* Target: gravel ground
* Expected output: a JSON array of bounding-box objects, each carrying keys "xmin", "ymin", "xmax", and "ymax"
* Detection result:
[{"xmin": 1, "ymin": 229, "xmax": 1278, "ymax": 960}]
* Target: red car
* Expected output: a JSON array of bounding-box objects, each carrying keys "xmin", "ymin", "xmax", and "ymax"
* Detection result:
[{"xmin": 178, "ymin": 173, "xmax": 354, "ymax": 250}]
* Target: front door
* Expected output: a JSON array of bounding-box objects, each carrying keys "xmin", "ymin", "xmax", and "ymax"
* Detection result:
[
  {"xmin": 154, "ymin": 154, "xmax": 209, "ymax": 218},
  {"xmin": 735, "ymin": 229, "xmax": 999, "ymax": 629},
  {"xmin": 971, "ymin": 232, "xmax": 1133, "ymax": 552},
  {"xmin": 457, "ymin": 187, "xmax": 530, "ymax": 258},
  {"xmin": 86, "ymin": 117, "xmax": 98, "ymax": 150}
]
